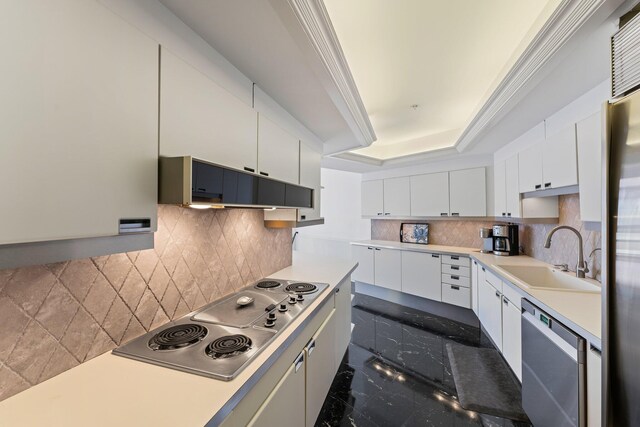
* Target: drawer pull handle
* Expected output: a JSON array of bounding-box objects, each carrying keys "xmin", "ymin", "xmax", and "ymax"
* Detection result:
[
  {"xmin": 294, "ymin": 352, "xmax": 304, "ymax": 372},
  {"xmin": 244, "ymin": 167, "xmax": 255, "ymax": 173},
  {"xmin": 451, "ymin": 212, "xmax": 460, "ymax": 216},
  {"xmin": 503, "ymin": 298, "xmax": 509, "ymax": 305},
  {"xmin": 432, "ymin": 254, "xmax": 440, "ymax": 258},
  {"xmin": 507, "ymin": 213, "xmax": 511, "ymax": 217},
  {"xmin": 495, "ymin": 291, "xmax": 501, "ymax": 298},
  {"xmin": 481, "ymin": 267, "xmax": 485, "ymax": 272},
  {"xmin": 440, "ymin": 213, "xmax": 448, "ymax": 216},
  {"xmin": 374, "ymin": 248, "xmax": 381, "ymax": 251},
  {"xmin": 451, "ymin": 275, "xmax": 460, "ymax": 280},
  {"xmin": 451, "ymin": 266, "xmax": 459, "ymax": 270},
  {"xmin": 535, "ymin": 184, "xmax": 541, "ymax": 190},
  {"xmin": 384, "ymin": 213, "xmax": 390, "ymax": 215},
  {"xmin": 367, "ymin": 247, "xmax": 373, "ymax": 250},
  {"xmin": 451, "ymin": 285, "xmax": 460, "ymax": 290},
  {"xmin": 544, "ymin": 182, "xmax": 551, "ymax": 188},
  {"xmin": 260, "ymin": 171, "xmax": 269, "ymax": 177},
  {"xmin": 451, "ymin": 256, "xmax": 459, "ymax": 260},
  {"xmin": 501, "ymin": 212, "xmax": 506, "ymax": 216},
  {"xmin": 377, "ymin": 212, "xmax": 383, "ymax": 216}
]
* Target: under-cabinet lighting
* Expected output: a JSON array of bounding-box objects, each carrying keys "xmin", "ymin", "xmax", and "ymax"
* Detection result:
[
  {"xmin": 189, "ymin": 204, "xmax": 213, "ymax": 210},
  {"xmin": 264, "ymin": 207, "xmax": 277, "ymax": 211}
]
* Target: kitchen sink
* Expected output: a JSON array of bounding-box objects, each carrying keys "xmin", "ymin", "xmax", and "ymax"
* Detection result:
[{"xmin": 495, "ymin": 265, "xmax": 601, "ymax": 293}]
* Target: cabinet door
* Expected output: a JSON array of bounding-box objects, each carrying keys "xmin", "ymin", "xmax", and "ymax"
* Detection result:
[
  {"xmin": 160, "ymin": 49, "xmax": 257, "ymax": 172},
  {"xmin": 518, "ymin": 145, "xmax": 543, "ymax": 193},
  {"xmin": 410, "ymin": 172, "xmax": 450, "ymax": 216},
  {"xmin": 472, "ymin": 261, "xmax": 484, "ymax": 316},
  {"xmin": 449, "ymin": 168, "xmax": 486, "ymax": 216},
  {"xmin": 577, "ymin": 113, "xmax": 602, "ymax": 222},
  {"xmin": 494, "ymin": 161, "xmax": 507, "ymax": 217},
  {"xmin": 401, "ymin": 252, "xmax": 442, "ymax": 301},
  {"xmin": 334, "ymin": 279, "xmax": 352, "ymax": 367},
  {"xmin": 502, "ymin": 297, "xmax": 522, "ymax": 380},
  {"xmin": 587, "ymin": 346, "xmax": 602, "ymax": 427},
  {"xmin": 505, "ymin": 155, "xmax": 522, "ymax": 218},
  {"xmin": 247, "ymin": 352, "xmax": 305, "ymax": 427},
  {"xmin": 0, "ymin": 0, "xmax": 158, "ymax": 245},
  {"xmin": 478, "ymin": 279, "xmax": 503, "ymax": 351},
  {"xmin": 299, "ymin": 141, "xmax": 322, "ymax": 221},
  {"xmin": 383, "ymin": 177, "xmax": 411, "ymax": 216},
  {"xmin": 306, "ymin": 310, "xmax": 336, "ymax": 427},
  {"xmin": 361, "ymin": 180, "xmax": 384, "ymax": 217},
  {"xmin": 352, "ymin": 245, "xmax": 375, "ymax": 284},
  {"xmin": 257, "ymin": 114, "xmax": 300, "ymax": 184},
  {"xmin": 543, "ymin": 125, "xmax": 578, "ymax": 189},
  {"xmin": 374, "ymin": 248, "xmax": 402, "ymax": 291}
]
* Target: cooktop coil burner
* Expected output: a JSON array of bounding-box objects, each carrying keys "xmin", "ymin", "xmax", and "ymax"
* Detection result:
[
  {"xmin": 285, "ymin": 282, "xmax": 318, "ymax": 294},
  {"xmin": 255, "ymin": 280, "xmax": 282, "ymax": 289},
  {"xmin": 148, "ymin": 324, "xmax": 207, "ymax": 351},
  {"xmin": 206, "ymin": 335, "xmax": 252, "ymax": 359}
]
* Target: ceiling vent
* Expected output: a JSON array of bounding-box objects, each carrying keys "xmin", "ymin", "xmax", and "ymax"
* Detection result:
[{"xmin": 612, "ymin": 11, "xmax": 640, "ymax": 98}]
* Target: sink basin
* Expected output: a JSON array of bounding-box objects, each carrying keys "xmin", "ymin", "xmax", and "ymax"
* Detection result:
[{"xmin": 495, "ymin": 265, "xmax": 601, "ymax": 293}]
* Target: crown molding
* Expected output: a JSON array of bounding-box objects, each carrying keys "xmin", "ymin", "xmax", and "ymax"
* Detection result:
[
  {"xmin": 455, "ymin": 0, "xmax": 620, "ymax": 152},
  {"xmin": 285, "ymin": 0, "xmax": 376, "ymax": 147}
]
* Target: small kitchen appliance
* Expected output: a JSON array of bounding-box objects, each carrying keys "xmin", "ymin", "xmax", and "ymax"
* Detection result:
[
  {"xmin": 479, "ymin": 227, "xmax": 493, "ymax": 253},
  {"xmin": 492, "ymin": 224, "xmax": 519, "ymax": 256},
  {"xmin": 113, "ymin": 278, "xmax": 329, "ymax": 380}
]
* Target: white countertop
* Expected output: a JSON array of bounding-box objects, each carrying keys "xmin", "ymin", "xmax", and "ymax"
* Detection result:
[
  {"xmin": 471, "ymin": 252, "xmax": 602, "ymax": 345},
  {"xmin": 0, "ymin": 253, "xmax": 358, "ymax": 427},
  {"xmin": 351, "ymin": 240, "xmax": 601, "ymax": 346},
  {"xmin": 351, "ymin": 240, "xmax": 477, "ymax": 256}
]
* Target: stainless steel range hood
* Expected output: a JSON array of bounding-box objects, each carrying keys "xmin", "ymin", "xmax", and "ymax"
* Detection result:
[{"xmin": 159, "ymin": 156, "xmax": 314, "ymax": 210}]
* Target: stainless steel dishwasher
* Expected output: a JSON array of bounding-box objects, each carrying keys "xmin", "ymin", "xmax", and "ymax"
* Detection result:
[{"xmin": 521, "ymin": 299, "xmax": 586, "ymax": 427}]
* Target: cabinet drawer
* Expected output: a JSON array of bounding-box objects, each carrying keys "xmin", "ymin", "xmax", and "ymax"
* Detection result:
[
  {"xmin": 442, "ymin": 284, "xmax": 471, "ymax": 308},
  {"xmin": 441, "ymin": 255, "xmax": 470, "ymax": 267},
  {"xmin": 502, "ymin": 282, "xmax": 523, "ymax": 309},
  {"xmin": 442, "ymin": 273, "xmax": 470, "ymax": 288},
  {"xmin": 485, "ymin": 269, "xmax": 503, "ymax": 293},
  {"xmin": 442, "ymin": 264, "xmax": 470, "ymax": 277}
]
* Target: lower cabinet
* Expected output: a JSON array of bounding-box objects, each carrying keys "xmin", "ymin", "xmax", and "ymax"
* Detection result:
[
  {"xmin": 306, "ymin": 310, "xmax": 336, "ymax": 426},
  {"xmin": 501, "ymin": 297, "xmax": 522, "ymax": 380},
  {"xmin": 334, "ymin": 279, "xmax": 352, "ymax": 367},
  {"xmin": 401, "ymin": 251, "xmax": 441, "ymax": 301},
  {"xmin": 587, "ymin": 346, "xmax": 602, "ymax": 427},
  {"xmin": 352, "ymin": 245, "xmax": 375, "ymax": 284},
  {"xmin": 471, "ymin": 260, "xmax": 484, "ymax": 316},
  {"xmin": 441, "ymin": 284, "xmax": 471, "ymax": 308},
  {"xmin": 374, "ymin": 248, "xmax": 402, "ymax": 291},
  {"xmin": 478, "ymin": 278, "xmax": 503, "ymax": 351},
  {"xmin": 247, "ymin": 351, "xmax": 306, "ymax": 427}
]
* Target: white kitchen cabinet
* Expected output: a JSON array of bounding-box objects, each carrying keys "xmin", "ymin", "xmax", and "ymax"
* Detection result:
[
  {"xmin": 334, "ymin": 279, "xmax": 352, "ymax": 367},
  {"xmin": 478, "ymin": 278, "xmax": 503, "ymax": 351},
  {"xmin": 505, "ymin": 155, "xmax": 522, "ymax": 218},
  {"xmin": 160, "ymin": 49, "xmax": 257, "ymax": 173},
  {"xmin": 0, "ymin": 0, "xmax": 158, "ymax": 245},
  {"xmin": 352, "ymin": 245, "xmax": 375, "ymax": 284},
  {"xmin": 543, "ymin": 125, "xmax": 578, "ymax": 189},
  {"xmin": 383, "ymin": 177, "xmax": 411, "ymax": 216},
  {"xmin": 374, "ymin": 248, "xmax": 402, "ymax": 291},
  {"xmin": 247, "ymin": 351, "xmax": 306, "ymax": 427},
  {"xmin": 471, "ymin": 261, "xmax": 484, "ymax": 316},
  {"xmin": 306, "ymin": 310, "xmax": 336, "ymax": 427},
  {"xmin": 410, "ymin": 172, "xmax": 450, "ymax": 216},
  {"xmin": 518, "ymin": 145, "xmax": 544, "ymax": 193},
  {"xmin": 401, "ymin": 251, "xmax": 442, "ymax": 301},
  {"xmin": 362, "ymin": 180, "xmax": 384, "ymax": 217},
  {"xmin": 494, "ymin": 161, "xmax": 507, "ymax": 217},
  {"xmin": 449, "ymin": 168, "xmax": 486, "ymax": 217},
  {"xmin": 587, "ymin": 345, "xmax": 602, "ymax": 427},
  {"xmin": 501, "ymin": 296, "xmax": 522, "ymax": 380},
  {"xmin": 442, "ymin": 284, "xmax": 471, "ymax": 308},
  {"xmin": 298, "ymin": 141, "xmax": 322, "ymax": 221},
  {"xmin": 577, "ymin": 113, "xmax": 603, "ymax": 222},
  {"xmin": 257, "ymin": 114, "xmax": 300, "ymax": 184}
]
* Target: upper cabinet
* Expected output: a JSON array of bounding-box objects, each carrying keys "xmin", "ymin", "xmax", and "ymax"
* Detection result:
[
  {"xmin": 362, "ymin": 168, "xmax": 487, "ymax": 218},
  {"xmin": 518, "ymin": 125, "xmax": 578, "ymax": 192},
  {"xmin": 361, "ymin": 180, "xmax": 384, "ymax": 216},
  {"xmin": 299, "ymin": 141, "xmax": 322, "ymax": 221},
  {"xmin": 0, "ymin": 0, "xmax": 158, "ymax": 245},
  {"xmin": 411, "ymin": 172, "xmax": 449, "ymax": 217},
  {"xmin": 576, "ymin": 113, "xmax": 602, "ymax": 222},
  {"xmin": 383, "ymin": 177, "xmax": 411, "ymax": 216},
  {"xmin": 449, "ymin": 168, "xmax": 486, "ymax": 217},
  {"xmin": 495, "ymin": 156, "xmax": 522, "ymax": 218},
  {"xmin": 257, "ymin": 114, "xmax": 300, "ymax": 184},
  {"xmin": 494, "ymin": 161, "xmax": 507, "ymax": 217},
  {"xmin": 542, "ymin": 126, "xmax": 578, "ymax": 189},
  {"xmin": 160, "ymin": 48, "xmax": 258, "ymax": 173}
]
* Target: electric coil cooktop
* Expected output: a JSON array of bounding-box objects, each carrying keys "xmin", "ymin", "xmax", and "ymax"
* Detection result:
[{"xmin": 113, "ymin": 278, "xmax": 329, "ymax": 380}]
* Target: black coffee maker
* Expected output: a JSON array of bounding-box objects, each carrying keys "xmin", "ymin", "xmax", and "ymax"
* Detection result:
[{"xmin": 492, "ymin": 224, "xmax": 519, "ymax": 256}]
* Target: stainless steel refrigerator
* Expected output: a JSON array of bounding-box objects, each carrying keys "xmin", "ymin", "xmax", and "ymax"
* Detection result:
[{"xmin": 605, "ymin": 89, "xmax": 640, "ymax": 426}]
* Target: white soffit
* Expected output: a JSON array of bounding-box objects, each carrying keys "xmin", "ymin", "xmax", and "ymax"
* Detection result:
[{"xmin": 323, "ymin": 0, "xmax": 559, "ymax": 161}]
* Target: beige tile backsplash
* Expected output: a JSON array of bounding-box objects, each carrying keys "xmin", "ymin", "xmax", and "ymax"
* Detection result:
[
  {"xmin": 0, "ymin": 206, "xmax": 291, "ymax": 402},
  {"xmin": 372, "ymin": 194, "xmax": 602, "ymax": 279}
]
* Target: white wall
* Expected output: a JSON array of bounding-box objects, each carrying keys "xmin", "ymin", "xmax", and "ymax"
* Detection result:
[{"xmin": 294, "ymin": 168, "xmax": 370, "ymax": 259}]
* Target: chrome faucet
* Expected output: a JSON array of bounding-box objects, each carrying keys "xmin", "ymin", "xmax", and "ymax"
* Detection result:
[{"xmin": 544, "ymin": 226, "xmax": 589, "ymax": 278}]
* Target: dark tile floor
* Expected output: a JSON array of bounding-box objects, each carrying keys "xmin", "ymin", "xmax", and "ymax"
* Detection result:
[{"xmin": 315, "ymin": 292, "xmax": 531, "ymax": 427}]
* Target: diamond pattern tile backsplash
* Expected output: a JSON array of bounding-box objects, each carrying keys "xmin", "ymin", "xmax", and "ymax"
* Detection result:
[
  {"xmin": 0, "ymin": 206, "xmax": 291, "ymax": 402},
  {"xmin": 372, "ymin": 194, "xmax": 601, "ymax": 279}
]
